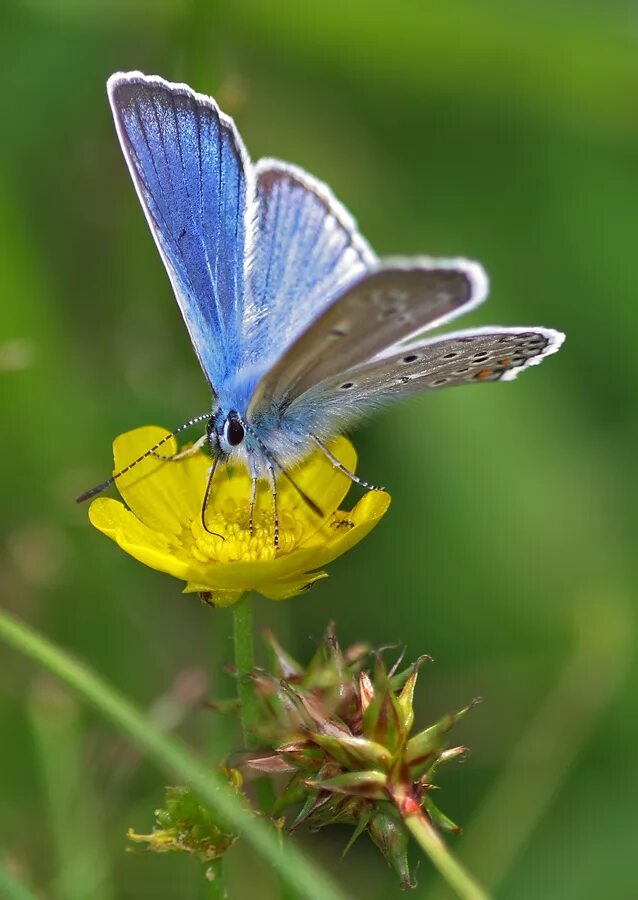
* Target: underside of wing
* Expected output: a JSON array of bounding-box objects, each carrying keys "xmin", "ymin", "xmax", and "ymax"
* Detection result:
[
  {"xmin": 243, "ymin": 159, "xmax": 375, "ymax": 368},
  {"xmin": 292, "ymin": 325, "xmax": 565, "ymax": 436},
  {"xmin": 108, "ymin": 72, "xmax": 253, "ymax": 388},
  {"xmin": 246, "ymin": 258, "xmax": 488, "ymax": 421}
]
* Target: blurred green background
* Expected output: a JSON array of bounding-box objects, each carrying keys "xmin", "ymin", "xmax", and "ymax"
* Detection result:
[{"xmin": 1, "ymin": 1, "xmax": 636, "ymax": 897}]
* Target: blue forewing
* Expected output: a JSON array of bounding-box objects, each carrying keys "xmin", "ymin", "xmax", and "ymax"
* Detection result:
[{"xmin": 108, "ymin": 72, "xmax": 252, "ymax": 390}]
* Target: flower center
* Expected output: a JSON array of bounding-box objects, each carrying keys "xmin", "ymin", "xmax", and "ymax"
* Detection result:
[{"xmin": 188, "ymin": 500, "xmax": 305, "ymax": 564}]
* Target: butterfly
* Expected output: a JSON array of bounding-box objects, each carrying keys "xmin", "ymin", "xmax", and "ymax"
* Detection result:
[{"xmin": 78, "ymin": 71, "xmax": 565, "ymax": 545}]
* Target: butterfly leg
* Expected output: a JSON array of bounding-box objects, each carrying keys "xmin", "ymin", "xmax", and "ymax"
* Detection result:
[
  {"xmin": 266, "ymin": 463, "xmax": 279, "ymax": 549},
  {"xmin": 201, "ymin": 456, "xmax": 224, "ymax": 540},
  {"xmin": 248, "ymin": 459, "xmax": 258, "ymax": 537},
  {"xmin": 151, "ymin": 433, "xmax": 207, "ymax": 461},
  {"xmin": 310, "ymin": 435, "xmax": 386, "ymax": 491},
  {"xmin": 239, "ymin": 416, "xmax": 324, "ymax": 523}
]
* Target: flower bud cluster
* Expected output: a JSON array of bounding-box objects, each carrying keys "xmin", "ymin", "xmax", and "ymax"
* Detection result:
[
  {"xmin": 128, "ymin": 770, "xmax": 242, "ymax": 861},
  {"xmin": 244, "ymin": 624, "xmax": 478, "ymax": 888}
]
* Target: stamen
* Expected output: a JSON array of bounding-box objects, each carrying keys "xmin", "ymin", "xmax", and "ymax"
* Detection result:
[{"xmin": 190, "ymin": 505, "xmax": 303, "ymax": 563}]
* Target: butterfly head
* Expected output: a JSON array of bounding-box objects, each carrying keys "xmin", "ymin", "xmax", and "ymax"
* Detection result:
[{"xmin": 208, "ymin": 409, "xmax": 247, "ymax": 457}]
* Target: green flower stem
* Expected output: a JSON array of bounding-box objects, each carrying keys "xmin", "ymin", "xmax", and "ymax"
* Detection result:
[
  {"xmin": 0, "ymin": 607, "xmax": 346, "ymax": 900},
  {"xmin": 232, "ymin": 593, "xmax": 261, "ymax": 750},
  {"xmin": 403, "ymin": 810, "xmax": 489, "ymax": 900}
]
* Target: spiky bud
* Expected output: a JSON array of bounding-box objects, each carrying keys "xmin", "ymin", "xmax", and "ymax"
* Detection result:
[{"xmin": 242, "ymin": 624, "xmax": 478, "ymax": 888}]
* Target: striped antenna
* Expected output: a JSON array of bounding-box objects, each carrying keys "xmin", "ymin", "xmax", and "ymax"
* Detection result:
[{"xmin": 76, "ymin": 413, "xmax": 211, "ymax": 503}]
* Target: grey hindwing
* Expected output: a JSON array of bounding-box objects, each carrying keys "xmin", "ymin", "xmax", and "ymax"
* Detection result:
[
  {"xmin": 247, "ymin": 258, "xmax": 488, "ymax": 421},
  {"xmin": 290, "ymin": 325, "xmax": 565, "ymax": 436}
]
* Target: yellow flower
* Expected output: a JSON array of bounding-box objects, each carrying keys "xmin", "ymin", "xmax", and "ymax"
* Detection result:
[{"xmin": 88, "ymin": 426, "xmax": 390, "ymax": 607}]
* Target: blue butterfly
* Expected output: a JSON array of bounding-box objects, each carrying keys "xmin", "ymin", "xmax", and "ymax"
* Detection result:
[{"xmin": 79, "ymin": 72, "xmax": 565, "ymax": 545}]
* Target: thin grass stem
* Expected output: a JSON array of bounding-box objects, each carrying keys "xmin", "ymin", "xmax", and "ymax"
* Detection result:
[
  {"xmin": 0, "ymin": 607, "xmax": 345, "ymax": 900},
  {"xmin": 403, "ymin": 811, "xmax": 489, "ymax": 900}
]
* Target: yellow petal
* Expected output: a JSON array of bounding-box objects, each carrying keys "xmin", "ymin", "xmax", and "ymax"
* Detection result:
[
  {"xmin": 113, "ymin": 426, "xmax": 209, "ymax": 536},
  {"xmin": 89, "ymin": 497, "xmax": 207, "ymax": 583},
  {"xmin": 190, "ymin": 546, "xmax": 334, "ymax": 589},
  {"xmin": 303, "ymin": 490, "xmax": 391, "ymax": 567}
]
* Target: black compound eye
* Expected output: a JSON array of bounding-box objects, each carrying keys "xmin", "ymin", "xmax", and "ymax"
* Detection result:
[{"xmin": 225, "ymin": 413, "xmax": 245, "ymax": 447}]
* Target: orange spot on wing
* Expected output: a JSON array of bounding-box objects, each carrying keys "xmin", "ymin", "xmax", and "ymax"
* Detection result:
[
  {"xmin": 498, "ymin": 357, "xmax": 512, "ymax": 366},
  {"xmin": 476, "ymin": 369, "xmax": 493, "ymax": 380}
]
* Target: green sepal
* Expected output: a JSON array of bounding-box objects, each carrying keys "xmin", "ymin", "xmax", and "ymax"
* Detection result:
[
  {"xmin": 341, "ymin": 808, "xmax": 373, "ymax": 856},
  {"xmin": 262, "ymin": 628, "xmax": 304, "ymax": 680},
  {"xmin": 423, "ymin": 744, "xmax": 469, "ymax": 784},
  {"xmin": 278, "ymin": 680, "xmax": 351, "ymax": 738},
  {"xmin": 244, "ymin": 754, "xmax": 297, "ymax": 775},
  {"xmin": 405, "ymin": 702, "xmax": 475, "ymax": 778},
  {"xmin": 289, "ymin": 789, "xmax": 332, "ymax": 831},
  {"xmin": 277, "ymin": 740, "xmax": 326, "ymax": 771},
  {"xmin": 396, "ymin": 656, "xmax": 431, "ymax": 734},
  {"xmin": 308, "ymin": 794, "xmax": 363, "ymax": 829},
  {"xmin": 271, "ymin": 775, "xmax": 307, "ymax": 815},
  {"xmin": 310, "ymin": 731, "xmax": 391, "ymax": 771},
  {"xmin": 362, "ymin": 659, "xmax": 404, "ymax": 754},
  {"xmin": 368, "ymin": 805, "xmax": 415, "ymax": 890},
  {"xmin": 302, "ymin": 622, "xmax": 346, "ymax": 692},
  {"xmin": 424, "ymin": 795, "xmax": 462, "ymax": 835},
  {"xmin": 304, "ymin": 769, "xmax": 388, "ymax": 800}
]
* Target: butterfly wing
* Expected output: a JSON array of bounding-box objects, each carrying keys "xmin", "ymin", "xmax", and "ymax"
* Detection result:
[
  {"xmin": 290, "ymin": 325, "xmax": 565, "ymax": 436},
  {"xmin": 243, "ymin": 159, "xmax": 375, "ymax": 368},
  {"xmin": 246, "ymin": 257, "xmax": 488, "ymax": 421},
  {"xmin": 107, "ymin": 71, "xmax": 254, "ymax": 388}
]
